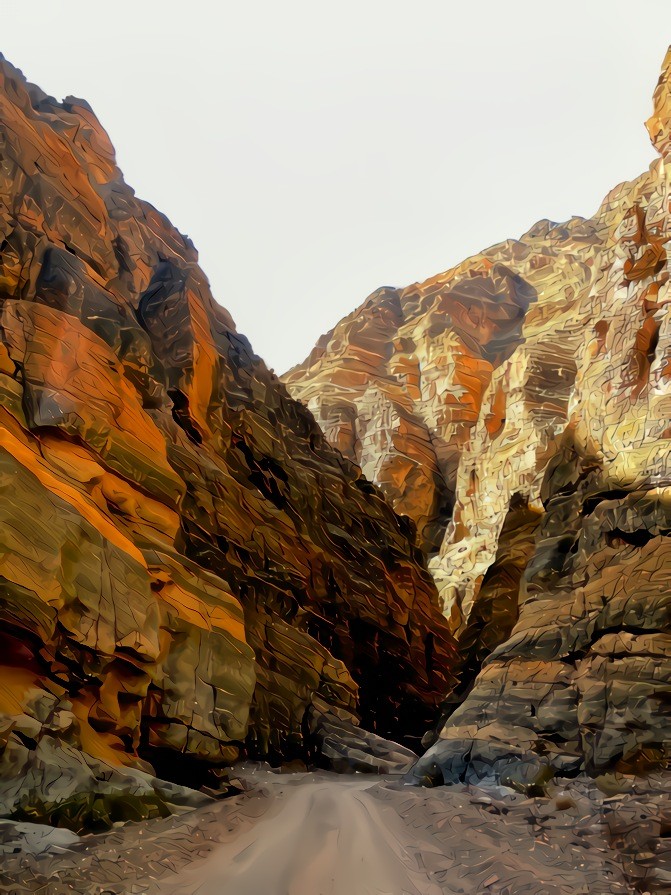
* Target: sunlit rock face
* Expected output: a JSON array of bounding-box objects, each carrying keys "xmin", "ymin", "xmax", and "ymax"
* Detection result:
[
  {"xmin": 0, "ymin": 55, "xmax": 457, "ymax": 817},
  {"xmin": 285, "ymin": 231, "xmax": 597, "ymax": 634},
  {"xmin": 286, "ymin": 47, "xmax": 671, "ymax": 777}
]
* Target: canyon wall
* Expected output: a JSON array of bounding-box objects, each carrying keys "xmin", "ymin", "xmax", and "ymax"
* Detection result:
[
  {"xmin": 0, "ymin": 56, "xmax": 456, "ymax": 822},
  {"xmin": 285, "ymin": 48, "xmax": 671, "ymax": 781}
]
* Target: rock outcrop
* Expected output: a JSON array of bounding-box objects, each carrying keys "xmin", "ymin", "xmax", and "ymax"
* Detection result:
[
  {"xmin": 0, "ymin": 56, "xmax": 457, "ymax": 824},
  {"xmin": 285, "ymin": 48, "xmax": 671, "ymax": 780}
]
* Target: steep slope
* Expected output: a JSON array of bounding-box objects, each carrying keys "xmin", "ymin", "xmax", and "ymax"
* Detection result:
[
  {"xmin": 0, "ymin": 56, "xmax": 456, "ymax": 822},
  {"xmin": 285, "ymin": 48, "xmax": 671, "ymax": 780}
]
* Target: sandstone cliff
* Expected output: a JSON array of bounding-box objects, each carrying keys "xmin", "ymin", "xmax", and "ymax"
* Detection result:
[
  {"xmin": 0, "ymin": 56, "xmax": 456, "ymax": 825},
  {"xmin": 285, "ymin": 48, "xmax": 671, "ymax": 781}
]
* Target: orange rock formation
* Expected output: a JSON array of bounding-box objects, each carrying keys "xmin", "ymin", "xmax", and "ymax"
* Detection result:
[{"xmin": 0, "ymin": 56, "xmax": 455, "ymax": 822}]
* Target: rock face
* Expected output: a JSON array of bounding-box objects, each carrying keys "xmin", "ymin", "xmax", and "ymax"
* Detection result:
[
  {"xmin": 285, "ymin": 48, "xmax": 671, "ymax": 779},
  {"xmin": 0, "ymin": 56, "xmax": 456, "ymax": 821}
]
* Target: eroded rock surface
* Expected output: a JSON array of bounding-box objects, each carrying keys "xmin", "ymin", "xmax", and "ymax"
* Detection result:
[
  {"xmin": 0, "ymin": 55, "xmax": 456, "ymax": 824},
  {"xmin": 285, "ymin": 48, "xmax": 671, "ymax": 778}
]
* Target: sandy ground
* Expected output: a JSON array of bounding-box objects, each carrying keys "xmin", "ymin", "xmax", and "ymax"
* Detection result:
[{"xmin": 1, "ymin": 765, "xmax": 669, "ymax": 895}]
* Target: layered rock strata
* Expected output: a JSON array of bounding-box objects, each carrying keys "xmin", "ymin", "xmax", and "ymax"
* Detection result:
[
  {"xmin": 0, "ymin": 55, "xmax": 456, "ymax": 822},
  {"xmin": 286, "ymin": 48, "xmax": 671, "ymax": 779}
]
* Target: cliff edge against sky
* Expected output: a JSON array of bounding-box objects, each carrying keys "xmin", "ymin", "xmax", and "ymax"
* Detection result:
[{"xmin": 285, "ymin": 48, "xmax": 671, "ymax": 783}]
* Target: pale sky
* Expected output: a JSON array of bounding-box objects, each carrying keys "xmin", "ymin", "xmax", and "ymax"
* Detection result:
[{"xmin": 4, "ymin": 1, "xmax": 671, "ymax": 372}]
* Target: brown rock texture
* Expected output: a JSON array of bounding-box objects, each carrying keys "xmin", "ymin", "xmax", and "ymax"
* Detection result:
[
  {"xmin": 285, "ymin": 48, "xmax": 671, "ymax": 779},
  {"xmin": 0, "ymin": 55, "xmax": 456, "ymax": 819}
]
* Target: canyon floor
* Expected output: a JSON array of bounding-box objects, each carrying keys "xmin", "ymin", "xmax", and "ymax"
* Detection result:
[{"xmin": 1, "ymin": 764, "xmax": 669, "ymax": 895}]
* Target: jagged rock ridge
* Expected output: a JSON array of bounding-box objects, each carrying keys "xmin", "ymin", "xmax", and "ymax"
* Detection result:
[
  {"xmin": 0, "ymin": 56, "xmax": 456, "ymax": 823},
  {"xmin": 285, "ymin": 47, "xmax": 671, "ymax": 780}
]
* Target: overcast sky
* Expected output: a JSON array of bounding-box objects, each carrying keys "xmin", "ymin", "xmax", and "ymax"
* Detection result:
[{"xmin": 4, "ymin": 2, "xmax": 671, "ymax": 372}]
